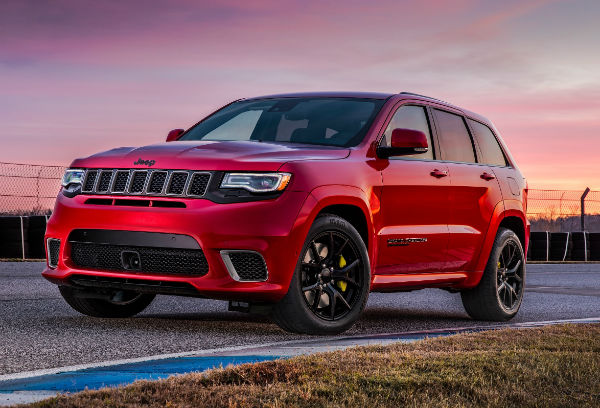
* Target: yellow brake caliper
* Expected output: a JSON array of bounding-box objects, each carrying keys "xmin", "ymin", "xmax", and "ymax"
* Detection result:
[{"xmin": 337, "ymin": 255, "xmax": 348, "ymax": 292}]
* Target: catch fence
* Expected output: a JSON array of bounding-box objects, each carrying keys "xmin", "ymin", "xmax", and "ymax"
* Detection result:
[
  {"xmin": 0, "ymin": 162, "xmax": 598, "ymax": 229},
  {"xmin": 0, "ymin": 162, "xmax": 65, "ymax": 215}
]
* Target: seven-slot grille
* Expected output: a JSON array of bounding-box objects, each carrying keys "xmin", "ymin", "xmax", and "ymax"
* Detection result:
[{"xmin": 81, "ymin": 169, "xmax": 211, "ymax": 198}]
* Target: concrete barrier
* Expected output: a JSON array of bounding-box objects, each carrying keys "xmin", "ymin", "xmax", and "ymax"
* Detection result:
[
  {"xmin": 528, "ymin": 231, "xmax": 549, "ymax": 261},
  {"xmin": 0, "ymin": 215, "xmax": 48, "ymax": 259},
  {"xmin": 2, "ymin": 217, "xmax": 600, "ymax": 262},
  {"xmin": 549, "ymin": 232, "xmax": 571, "ymax": 261},
  {"xmin": 571, "ymin": 232, "xmax": 589, "ymax": 261}
]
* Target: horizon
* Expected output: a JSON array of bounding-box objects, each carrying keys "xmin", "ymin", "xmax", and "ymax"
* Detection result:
[{"xmin": 1, "ymin": 0, "xmax": 599, "ymax": 190}]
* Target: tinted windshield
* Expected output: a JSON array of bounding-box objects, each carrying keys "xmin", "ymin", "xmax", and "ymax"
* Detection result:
[{"xmin": 180, "ymin": 97, "xmax": 385, "ymax": 147}]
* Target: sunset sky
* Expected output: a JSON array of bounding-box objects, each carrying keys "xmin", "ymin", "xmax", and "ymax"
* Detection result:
[{"xmin": 1, "ymin": 0, "xmax": 599, "ymax": 190}]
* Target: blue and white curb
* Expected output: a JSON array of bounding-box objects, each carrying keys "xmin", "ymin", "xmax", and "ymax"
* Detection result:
[{"xmin": 1, "ymin": 317, "xmax": 599, "ymax": 406}]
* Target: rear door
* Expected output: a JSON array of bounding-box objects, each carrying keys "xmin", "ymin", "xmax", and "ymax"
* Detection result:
[
  {"xmin": 467, "ymin": 119, "xmax": 524, "ymax": 205},
  {"xmin": 377, "ymin": 104, "xmax": 450, "ymax": 274},
  {"xmin": 431, "ymin": 108, "xmax": 503, "ymax": 272}
]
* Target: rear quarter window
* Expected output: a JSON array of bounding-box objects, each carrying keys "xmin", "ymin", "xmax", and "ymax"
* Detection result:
[{"xmin": 468, "ymin": 119, "xmax": 508, "ymax": 167}]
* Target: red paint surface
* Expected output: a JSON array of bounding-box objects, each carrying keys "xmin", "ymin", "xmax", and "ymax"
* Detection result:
[{"xmin": 43, "ymin": 92, "xmax": 528, "ymax": 300}]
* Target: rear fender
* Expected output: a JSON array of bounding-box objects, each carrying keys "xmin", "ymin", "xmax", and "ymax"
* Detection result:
[{"xmin": 459, "ymin": 202, "xmax": 527, "ymax": 289}]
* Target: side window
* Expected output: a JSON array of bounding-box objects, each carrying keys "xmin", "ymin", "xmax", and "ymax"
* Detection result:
[
  {"xmin": 433, "ymin": 109, "xmax": 476, "ymax": 163},
  {"xmin": 381, "ymin": 105, "xmax": 434, "ymax": 160},
  {"xmin": 468, "ymin": 119, "xmax": 508, "ymax": 167}
]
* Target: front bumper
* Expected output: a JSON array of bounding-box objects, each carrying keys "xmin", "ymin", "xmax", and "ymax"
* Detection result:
[{"xmin": 43, "ymin": 190, "xmax": 312, "ymax": 302}]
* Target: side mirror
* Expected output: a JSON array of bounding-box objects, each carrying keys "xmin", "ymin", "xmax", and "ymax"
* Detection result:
[
  {"xmin": 376, "ymin": 128, "xmax": 428, "ymax": 158},
  {"xmin": 166, "ymin": 128, "xmax": 185, "ymax": 142}
]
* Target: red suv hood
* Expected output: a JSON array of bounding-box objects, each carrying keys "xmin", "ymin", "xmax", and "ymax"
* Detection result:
[{"xmin": 70, "ymin": 141, "xmax": 350, "ymax": 171}]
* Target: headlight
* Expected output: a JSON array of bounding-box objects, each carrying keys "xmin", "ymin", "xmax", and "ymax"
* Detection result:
[
  {"xmin": 61, "ymin": 169, "xmax": 85, "ymax": 187},
  {"xmin": 220, "ymin": 172, "xmax": 291, "ymax": 193}
]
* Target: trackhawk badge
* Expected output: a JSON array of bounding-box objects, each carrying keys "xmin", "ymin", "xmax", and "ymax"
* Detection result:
[
  {"xmin": 388, "ymin": 237, "xmax": 428, "ymax": 247},
  {"xmin": 133, "ymin": 158, "xmax": 156, "ymax": 167}
]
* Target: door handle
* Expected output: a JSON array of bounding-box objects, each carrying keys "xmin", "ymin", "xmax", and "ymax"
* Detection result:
[
  {"xmin": 480, "ymin": 172, "xmax": 496, "ymax": 181},
  {"xmin": 430, "ymin": 169, "xmax": 448, "ymax": 178}
]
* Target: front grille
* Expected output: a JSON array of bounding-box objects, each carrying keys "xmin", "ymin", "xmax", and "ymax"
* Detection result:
[
  {"xmin": 83, "ymin": 170, "xmax": 98, "ymax": 192},
  {"xmin": 189, "ymin": 173, "xmax": 211, "ymax": 196},
  {"xmin": 47, "ymin": 238, "xmax": 61, "ymax": 269},
  {"xmin": 97, "ymin": 171, "xmax": 113, "ymax": 192},
  {"xmin": 222, "ymin": 251, "xmax": 268, "ymax": 281},
  {"xmin": 79, "ymin": 169, "xmax": 211, "ymax": 198},
  {"xmin": 148, "ymin": 171, "xmax": 167, "ymax": 194},
  {"xmin": 70, "ymin": 242, "xmax": 209, "ymax": 276},
  {"xmin": 113, "ymin": 171, "xmax": 129, "ymax": 192},
  {"xmin": 130, "ymin": 171, "xmax": 148, "ymax": 193},
  {"xmin": 168, "ymin": 172, "xmax": 188, "ymax": 195}
]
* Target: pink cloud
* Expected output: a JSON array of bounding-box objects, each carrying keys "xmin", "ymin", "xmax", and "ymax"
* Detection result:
[{"xmin": 0, "ymin": 0, "xmax": 598, "ymax": 191}]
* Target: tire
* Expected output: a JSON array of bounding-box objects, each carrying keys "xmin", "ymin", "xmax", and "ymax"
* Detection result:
[
  {"xmin": 272, "ymin": 214, "xmax": 370, "ymax": 335},
  {"xmin": 461, "ymin": 227, "xmax": 525, "ymax": 321},
  {"xmin": 59, "ymin": 286, "xmax": 155, "ymax": 318}
]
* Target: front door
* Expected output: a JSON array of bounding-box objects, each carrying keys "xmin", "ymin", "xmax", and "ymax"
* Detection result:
[{"xmin": 377, "ymin": 105, "xmax": 450, "ymax": 274}]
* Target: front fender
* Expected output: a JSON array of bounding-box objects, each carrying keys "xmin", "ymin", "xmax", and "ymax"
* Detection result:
[{"xmin": 292, "ymin": 184, "xmax": 378, "ymax": 277}]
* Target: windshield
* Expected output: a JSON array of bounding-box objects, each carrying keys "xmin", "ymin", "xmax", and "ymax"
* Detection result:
[{"xmin": 179, "ymin": 97, "xmax": 385, "ymax": 147}]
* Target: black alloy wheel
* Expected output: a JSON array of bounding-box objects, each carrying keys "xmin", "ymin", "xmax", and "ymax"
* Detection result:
[
  {"xmin": 461, "ymin": 227, "xmax": 526, "ymax": 321},
  {"xmin": 272, "ymin": 214, "xmax": 370, "ymax": 334},
  {"xmin": 496, "ymin": 239, "xmax": 524, "ymax": 312},
  {"xmin": 300, "ymin": 230, "xmax": 363, "ymax": 321}
]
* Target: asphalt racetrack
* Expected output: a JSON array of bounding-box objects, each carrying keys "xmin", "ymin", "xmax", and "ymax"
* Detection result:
[{"xmin": 1, "ymin": 262, "xmax": 599, "ymax": 375}]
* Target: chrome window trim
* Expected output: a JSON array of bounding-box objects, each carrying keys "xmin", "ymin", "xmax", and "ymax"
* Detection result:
[{"xmin": 220, "ymin": 250, "xmax": 269, "ymax": 282}]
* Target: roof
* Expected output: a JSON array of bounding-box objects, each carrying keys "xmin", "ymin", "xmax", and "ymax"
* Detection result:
[
  {"xmin": 242, "ymin": 91, "xmax": 491, "ymax": 124},
  {"xmin": 244, "ymin": 91, "xmax": 395, "ymax": 100},
  {"xmin": 397, "ymin": 92, "xmax": 491, "ymax": 124}
]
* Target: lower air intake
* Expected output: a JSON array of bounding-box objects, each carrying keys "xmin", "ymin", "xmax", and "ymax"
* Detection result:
[
  {"xmin": 221, "ymin": 251, "xmax": 268, "ymax": 281},
  {"xmin": 70, "ymin": 242, "xmax": 209, "ymax": 276}
]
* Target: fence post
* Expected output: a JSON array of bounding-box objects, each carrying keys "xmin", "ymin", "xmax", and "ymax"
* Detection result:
[
  {"xmin": 19, "ymin": 216, "xmax": 25, "ymax": 260},
  {"xmin": 36, "ymin": 166, "xmax": 43, "ymax": 209},
  {"xmin": 581, "ymin": 187, "xmax": 590, "ymax": 231}
]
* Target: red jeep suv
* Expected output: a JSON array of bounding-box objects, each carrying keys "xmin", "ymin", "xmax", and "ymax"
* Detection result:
[{"xmin": 44, "ymin": 92, "xmax": 529, "ymax": 334}]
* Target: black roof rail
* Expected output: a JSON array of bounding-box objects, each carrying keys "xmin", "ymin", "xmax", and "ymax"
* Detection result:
[{"xmin": 399, "ymin": 92, "xmax": 451, "ymax": 105}]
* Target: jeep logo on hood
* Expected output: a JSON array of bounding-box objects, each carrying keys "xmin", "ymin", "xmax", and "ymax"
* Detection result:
[{"xmin": 133, "ymin": 158, "xmax": 156, "ymax": 167}]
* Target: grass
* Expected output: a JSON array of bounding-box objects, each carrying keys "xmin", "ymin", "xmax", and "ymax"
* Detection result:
[{"xmin": 26, "ymin": 324, "xmax": 600, "ymax": 408}]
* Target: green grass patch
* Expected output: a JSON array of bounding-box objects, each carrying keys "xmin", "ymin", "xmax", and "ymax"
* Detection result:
[{"xmin": 28, "ymin": 324, "xmax": 600, "ymax": 407}]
